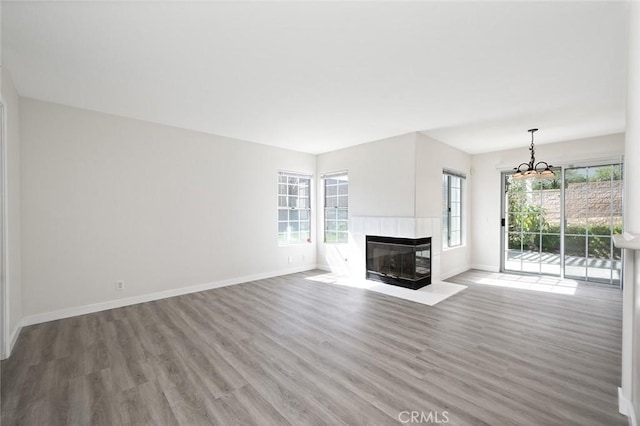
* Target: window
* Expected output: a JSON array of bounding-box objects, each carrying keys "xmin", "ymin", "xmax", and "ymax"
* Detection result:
[
  {"xmin": 278, "ymin": 171, "xmax": 311, "ymax": 245},
  {"xmin": 443, "ymin": 171, "xmax": 465, "ymax": 248},
  {"xmin": 323, "ymin": 172, "xmax": 348, "ymax": 243}
]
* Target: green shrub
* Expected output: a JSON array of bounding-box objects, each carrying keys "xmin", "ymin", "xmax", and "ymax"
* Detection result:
[{"xmin": 506, "ymin": 174, "xmax": 621, "ymax": 259}]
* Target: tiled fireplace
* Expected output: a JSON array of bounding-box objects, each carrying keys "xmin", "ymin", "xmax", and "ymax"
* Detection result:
[{"xmin": 347, "ymin": 216, "xmax": 441, "ymax": 285}]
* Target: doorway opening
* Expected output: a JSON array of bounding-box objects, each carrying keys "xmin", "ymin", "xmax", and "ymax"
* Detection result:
[{"xmin": 501, "ymin": 163, "xmax": 623, "ymax": 287}]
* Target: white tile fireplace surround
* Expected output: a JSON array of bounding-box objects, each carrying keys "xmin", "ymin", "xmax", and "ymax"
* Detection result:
[
  {"xmin": 317, "ymin": 216, "xmax": 467, "ymax": 306},
  {"xmin": 351, "ymin": 216, "xmax": 442, "ymax": 282}
]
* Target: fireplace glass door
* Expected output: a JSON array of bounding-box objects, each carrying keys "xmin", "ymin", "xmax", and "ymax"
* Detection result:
[{"xmin": 366, "ymin": 236, "xmax": 431, "ymax": 290}]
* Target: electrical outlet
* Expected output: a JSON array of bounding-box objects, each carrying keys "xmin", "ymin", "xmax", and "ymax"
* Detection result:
[
  {"xmin": 288, "ymin": 256, "xmax": 293, "ymax": 264},
  {"xmin": 116, "ymin": 280, "xmax": 125, "ymax": 291}
]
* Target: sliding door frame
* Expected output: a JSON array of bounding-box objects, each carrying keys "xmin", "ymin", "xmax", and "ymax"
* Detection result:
[{"xmin": 500, "ymin": 159, "xmax": 623, "ymax": 288}]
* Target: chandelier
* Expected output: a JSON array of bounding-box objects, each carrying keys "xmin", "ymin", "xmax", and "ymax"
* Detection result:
[{"xmin": 512, "ymin": 129, "xmax": 555, "ymax": 180}]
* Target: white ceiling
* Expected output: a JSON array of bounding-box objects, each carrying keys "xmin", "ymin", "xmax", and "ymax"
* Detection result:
[{"xmin": 2, "ymin": 1, "xmax": 629, "ymax": 154}]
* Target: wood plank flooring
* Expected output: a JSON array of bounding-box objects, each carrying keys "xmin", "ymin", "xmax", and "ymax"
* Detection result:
[{"xmin": 1, "ymin": 269, "xmax": 627, "ymax": 425}]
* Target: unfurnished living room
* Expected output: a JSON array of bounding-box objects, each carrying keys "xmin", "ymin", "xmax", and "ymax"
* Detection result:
[{"xmin": 1, "ymin": 1, "xmax": 639, "ymax": 425}]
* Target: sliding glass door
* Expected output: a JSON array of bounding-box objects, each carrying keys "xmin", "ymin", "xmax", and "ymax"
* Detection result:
[
  {"xmin": 563, "ymin": 165, "xmax": 623, "ymax": 284},
  {"xmin": 502, "ymin": 163, "xmax": 622, "ymax": 286},
  {"xmin": 504, "ymin": 170, "xmax": 562, "ymax": 276}
]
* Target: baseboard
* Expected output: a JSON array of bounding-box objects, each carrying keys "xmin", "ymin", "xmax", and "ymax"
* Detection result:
[
  {"xmin": 21, "ymin": 265, "xmax": 318, "ymax": 327},
  {"xmin": 440, "ymin": 265, "xmax": 471, "ymax": 281},
  {"xmin": 315, "ymin": 264, "xmax": 331, "ymax": 272},
  {"xmin": 470, "ymin": 264, "xmax": 500, "ymax": 273},
  {"xmin": 619, "ymin": 387, "xmax": 637, "ymax": 426}
]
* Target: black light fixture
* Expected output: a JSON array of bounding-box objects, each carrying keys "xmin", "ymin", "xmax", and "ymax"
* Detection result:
[{"xmin": 512, "ymin": 128, "xmax": 555, "ymax": 180}]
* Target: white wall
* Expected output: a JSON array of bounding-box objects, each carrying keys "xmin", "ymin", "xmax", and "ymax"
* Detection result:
[
  {"xmin": 470, "ymin": 133, "xmax": 625, "ymax": 273},
  {"xmin": 316, "ymin": 132, "xmax": 417, "ymax": 219},
  {"xmin": 416, "ymin": 133, "xmax": 471, "ymax": 280},
  {"xmin": 315, "ymin": 132, "xmax": 416, "ymax": 274},
  {"xmin": 19, "ymin": 98, "xmax": 316, "ymax": 320},
  {"xmin": 1, "ymin": 68, "xmax": 21, "ymax": 356}
]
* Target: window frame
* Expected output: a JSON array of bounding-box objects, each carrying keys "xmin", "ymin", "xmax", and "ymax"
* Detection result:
[
  {"xmin": 322, "ymin": 171, "xmax": 348, "ymax": 244},
  {"xmin": 442, "ymin": 170, "xmax": 465, "ymax": 248},
  {"xmin": 277, "ymin": 171, "xmax": 312, "ymax": 246}
]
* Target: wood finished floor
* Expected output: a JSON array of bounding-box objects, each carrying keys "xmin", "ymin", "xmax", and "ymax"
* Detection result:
[{"xmin": 1, "ymin": 269, "xmax": 627, "ymax": 425}]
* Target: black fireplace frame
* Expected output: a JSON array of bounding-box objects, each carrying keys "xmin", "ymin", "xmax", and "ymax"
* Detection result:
[{"xmin": 365, "ymin": 235, "xmax": 432, "ymax": 290}]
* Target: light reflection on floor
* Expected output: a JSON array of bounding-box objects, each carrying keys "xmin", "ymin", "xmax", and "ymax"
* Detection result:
[
  {"xmin": 305, "ymin": 272, "xmax": 376, "ymax": 289},
  {"xmin": 470, "ymin": 272, "xmax": 581, "ymax": 295}
]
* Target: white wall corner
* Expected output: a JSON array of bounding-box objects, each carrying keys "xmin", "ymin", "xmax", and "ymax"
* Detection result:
[
  {"xmin": 440, "ymin": 265, "xmax": 472, "ymax": 281},
  {"xmin": 315, "ymin": 264, "xmax": 331, "ymax": 272},
  {"xmin": 416, "ymin": 217, "xmax": 433, "ymax": 238},
  {"xmin": 619, "ymin": 387, "xmax": 637, "ymax": 426},
  {"xmin": 471, "ymin": 264, "xmax": 501, "ymax": 273}
]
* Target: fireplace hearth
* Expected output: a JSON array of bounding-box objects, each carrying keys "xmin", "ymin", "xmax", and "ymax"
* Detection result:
[{"xmin": 366, "ymin": 235, "xmax": 431, "ymax": 290}]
